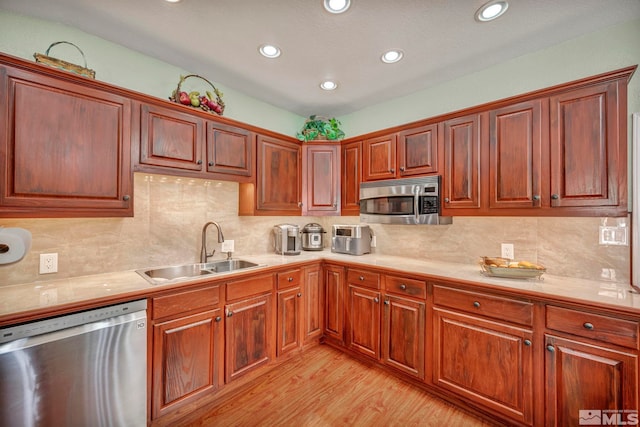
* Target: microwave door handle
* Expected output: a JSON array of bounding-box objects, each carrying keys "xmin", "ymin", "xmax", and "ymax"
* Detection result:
[{"xmin": 414, "ymin": 194, "xmax": 420, "ymax": 223}]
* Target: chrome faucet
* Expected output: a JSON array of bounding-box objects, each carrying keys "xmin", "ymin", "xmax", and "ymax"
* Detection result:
[{"xmin": 200, "ymin": 221, "xmax": 225, "ymax": 263}]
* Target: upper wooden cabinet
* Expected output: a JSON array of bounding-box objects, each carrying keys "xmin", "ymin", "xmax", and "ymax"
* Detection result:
[
  {"xmin": 397, "ymin": 123, "xmax": 440, "ymax": 177},
  {"xmin": 302, "ymin": 142, "xmax": 340, "ymax": 216},
  {"xmin": 363, "ymin": 134, "xmax": 397, "ymax": 181},
  {"xmin": 134, "ymin": 100, "xmax": 254, "ymax": 182},
  {"xmin": 240, "ymin": 135, "xmax": 301, "ymax": 215},
  {"xmin": 341, "ymin": 141, "xmax": 362, "ymax": 216},
  {"xmin": 0, "ymin": 61, "xmax": 133, "ymax": 217}
]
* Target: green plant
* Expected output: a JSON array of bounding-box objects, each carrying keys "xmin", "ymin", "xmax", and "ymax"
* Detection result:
[{"xmin": 296, "ymin": 115, "xmax": 345, "ymax": 141}]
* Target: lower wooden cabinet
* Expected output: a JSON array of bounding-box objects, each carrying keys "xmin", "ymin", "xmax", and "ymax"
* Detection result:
[
  {"xmin": 347, "ymin": 284, "xmax": 381, "ymax": 359},
  {"xmin": 277, "ymin": 285, "xmax": 302, "ymax": 356},
  {"xmin": 382, "ymin": 294, "xmax": 425, "ymax": 380},
  {"xmin": 545, "ymin": 335, "xmax": 638, "ymax": 426},
  {"xmin": 432, "ymin": 308, "xmax": 534, "ymax": 425},
  {"xmin": 303, "ymin": 265, "xmax": 324, "ymax": 343},
  {"xmin": 324, "ymin": 265, "xmax": 345, "ymax": 344}
]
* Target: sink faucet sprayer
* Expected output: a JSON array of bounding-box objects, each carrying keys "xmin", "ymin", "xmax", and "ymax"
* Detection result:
[{"xmin": 200, "ymin": 221, "xmax": 225, "ymax": 263}]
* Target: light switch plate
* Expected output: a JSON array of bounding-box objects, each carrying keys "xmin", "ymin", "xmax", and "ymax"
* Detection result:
[{"xmin": 599, "ymin": 226, "xmax": 628, "ymax": 246}]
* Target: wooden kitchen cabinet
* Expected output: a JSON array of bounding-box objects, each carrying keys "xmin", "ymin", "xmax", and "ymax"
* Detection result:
[
  {"xmin": 302, "ymin": 142, "xmax": 340, "ymax": 215},
  {"xmin": 346, "ymin": 269, "xmax": 381, "ymax": 360},
  {"xmin": 276, "ymin": 269, "xmax": 303, "ymax": 356},
  {"xmin": 489, "ymin": 99, "xmax": 547, "ymax": 210},
  {"xmin": 324, "ymin": 264, "xmax": 345, "ymax": 345},
  {"xmin": 382, "ymin": 292, "xmax": 425, "ymax": 379},
  {"xmin": 206, "ymin": 121, "xmax": 253, "ymax": 178},
  {"xmin": 240, "ymin": 134, "xmax": 301, "ymax": 215},
  {"xmin": 0, "ymin": 61, "xmax": 133, "ymax": 217},
  {"xmin": 362, "ymin": 134, "xmax": 397, "ymax": 181},
  {"xmin": 151, "ymin": 286, "xmax": 222, "ymax": 421},
  {"xmin": 397, "ymin": 123, "xmax": 440, "ymax": 177},
  {"xmin": 341, "ymin": 140, "xmax": 362, "ymax": 216},
  {"xmin": 225, "ymin": 273, "xmax": 275, "ymax": 383},
  {"xmin": 303, "ymin": 265, "xmax": 324, "ymax": 343},
  {"xmin": 442, "ymin": 113, "xmax": 482, "ymax": 212}
]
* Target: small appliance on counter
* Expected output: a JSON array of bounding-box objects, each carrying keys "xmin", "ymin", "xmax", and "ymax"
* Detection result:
[
  {"xmin": 301, "ymin": 223, "xmax": 326, "ymax": 251},
  {"xmin": 331, "ymin": 224, "xmax": 371, "ymax": 255},
  {"xmin": 273, "ymin": 224, "xmax": 301, "ymax": 255}
]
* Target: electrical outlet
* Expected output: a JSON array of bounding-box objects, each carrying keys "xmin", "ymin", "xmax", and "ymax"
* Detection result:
[
  {"xmin": 221, "ymin": 240, "xmax": 234, "ymax": 253},
  {"xmin": 501, "ymin": 243, "xmax": 514, "ymax": 260},
  {"xmin": 39, "ymin": 253, "xmax": 58, "ymax": 274}
]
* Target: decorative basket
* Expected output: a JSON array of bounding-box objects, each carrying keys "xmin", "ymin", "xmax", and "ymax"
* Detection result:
[
  {"xmin": 34, "ymin": 41, "xmax": 96, "ymax": 79},
  {"xmin": 169, "ymin": 74, "xmax": 225, "ymax": 116}
]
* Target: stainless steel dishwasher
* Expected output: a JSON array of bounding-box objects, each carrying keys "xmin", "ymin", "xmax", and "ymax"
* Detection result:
[{"xmin": 0, "ymin": 299, "xmax": 147, "ymax": 427}]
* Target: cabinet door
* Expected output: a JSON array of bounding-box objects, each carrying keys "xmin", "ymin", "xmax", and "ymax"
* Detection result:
[
  {"xmin": 324, "ymin": 265, "xmax": 345, "ymax": 344},
  {"xmin": 304, "ymin": 266, "xmax": 324, "ymax": 343},
  {"xmin": 443, "ymin": 114, "xmax": 481, "ymax": 210},
  {"xmin": 341, "ymin": 141, "xmax": 362, "ymax": 216},
  {"xmin": 545, "ymin": 335, "xmax": 638, "ymax": 427},
  {"xmin": 363, "ymin": 134, "xmax": 397, "ymax": 181},
  {"xmin": 302, "ymin": 143, "xmax": 340, "ymax": 215},
  {"xmin": 549, "ymin": 82, "xmax": 623, "ymax": 209},
  {"xmin": 139, "ymin": 102, "xmax": 204, "ymax": 171},
  {"xmin": 433, "ymin": 308, "xmax": 534, "ymax": 425},
  {"xmin": 397, "ymin": 124, "xmax": 439, "ymax": 177},
  {"xmin": 0, "ymin": 66, "xmax": 132, "ymax": 216},
  {"xmin": 206, "ymin": 122, "xmax": 253, "ymax": 178},
  {"xmin": 256, "ymin": 135, "xmax": 301, "ymax": 214},
  {"xmin": 489, "ymin": 100, "xmax": 546, "ymax": 209},
  {"xmin": 347, "ymin": 284, "xmax": 381, "ymax": 360},
  {"xmin": 382, "ymin": 294, "xmax": 425, "ymax": 380},
  {"xmin": 225, "ymin": 293, "xmax": 273, "ymax": 382},
  {"xmin": 152, "ymin": 308, "xmax": 222, "ymax": 420},
  {"xmin": 277, "ymin": 286, "xmax": 302, "ymax": 356}
]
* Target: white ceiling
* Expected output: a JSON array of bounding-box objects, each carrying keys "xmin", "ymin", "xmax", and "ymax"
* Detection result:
[{"xmin": 2, "ymin": 0, "xmax": 640, "ymax": 117}]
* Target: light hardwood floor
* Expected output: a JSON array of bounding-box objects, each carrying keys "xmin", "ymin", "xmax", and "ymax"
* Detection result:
[{"xmin": 188, "ymin": 345, "xmax": 499, "ymax": 427}]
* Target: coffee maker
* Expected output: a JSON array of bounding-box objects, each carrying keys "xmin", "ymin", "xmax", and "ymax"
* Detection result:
[{"xmin": 273, "ymin": 224, "xmax": 301, "ymax": 255}]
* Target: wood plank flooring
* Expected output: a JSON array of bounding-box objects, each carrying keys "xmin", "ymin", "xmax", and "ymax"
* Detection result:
[{"xmin": 188, "ymin": 345, "xmax": 498, "ymax": 427}]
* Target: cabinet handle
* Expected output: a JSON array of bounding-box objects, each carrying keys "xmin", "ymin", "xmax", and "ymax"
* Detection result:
[
  {"xmin": 215, "ymin": 316, "xmax": 222, "ymax": 322},
  {"xmin": 551, "ymin": 194, "xmax": 559, "ymax": 200},
  {"xmin": 384, "ymin": 300, "xmax": 390, "ymax": 305},
  {"xmin": 532, "ymin": 195, "xmax": 540, "ymax": 201},
  {"xmin": 390, "ymin": 168, "xmax": 395, "ymax": 173},
  {"xmin": 546, "ymin": 345, "xmax": 555, "ymax": 352},
  {"xmin": 297, "ymin": 292, "xmax": 302, "ymax": 297},
  {"xmin": 123, "ymin": 195, "xmax": 130, "ymax": 201},
  {"xmin": 400, "ymin": 284, "xmax": 407, "ymax": 290},
  {"xmin": 473, "ymin": 301, "xmax": 480, "ymax": 308},
  {"xmin": 227, "ymin": 311, "xmax": 233, "ymax": 317},
  {"xmin": 298, "ymin": 202, "xmax": 303, "ymax": 207},
  {"xmin": 208, "ymin": 161, "xmax": 214, "ymax": 167},
  {"xmin": 399, "ymin": 166, "xmax": 405, "ymax": 172},
  {"xmin": 288, "ymin": 277, "xmax": 294, "ymax": 282},
  {"xmin": 373, "ymin": 297, "xmax": 379, "ymax": 303},
  {"xmin": 583, "ymin": 322, "xmax": 594, "ymax": 330},
  {"xmin": 359, "ymin": 276, "xmax": 365, "ymax": 281},
  {"xmin": 197, "ymin": 159, "xmax": 203, "ymax": 165},
  {"xmin": 444, "ymin": 197, "xmax": 450, "ymax": 203},
  {"xmin": 524, "ymin": 339, "xmax": 532, "ymax": 346}
]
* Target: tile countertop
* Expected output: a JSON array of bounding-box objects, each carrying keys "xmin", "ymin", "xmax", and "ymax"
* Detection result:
[{"xmin": 1, "ymin": 251, "xmax": 639, "ymax": 323}]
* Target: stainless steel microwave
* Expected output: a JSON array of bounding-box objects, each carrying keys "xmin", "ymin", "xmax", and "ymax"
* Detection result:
[{"xmin": 359, "ymin": 176, "xmax": 452, "ymax": 225}]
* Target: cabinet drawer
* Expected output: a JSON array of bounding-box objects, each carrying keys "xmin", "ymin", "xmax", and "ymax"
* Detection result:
[
  {"xmin": 546, "ymin": 305, "xmax": 639, "ymax": 349},
  {"xmin": 226, "ymin": 273, "xmax": 274, "ymax": 301},
  {"xmin": 432, "ymin": 285, "xmax": 533, "ymax": 326},
  {"xmin": 347, "ymin": 269, "xmax": 380, "ymax": 289},
  {"xmin": 385, "ymin": 275, "xmax": 426, "ymax": 299},
  {"xmin": 153, "ymin": 285, "xmax": 220, "ymax": 320},
  {"xmin": 277, "ymin": 269, "xmax": 302, "ymax": 289}
]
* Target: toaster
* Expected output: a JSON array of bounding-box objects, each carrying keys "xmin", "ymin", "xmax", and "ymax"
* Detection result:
[{"xmin": 331, "ymin": 225, "xmax": 371, "ymax": 255}]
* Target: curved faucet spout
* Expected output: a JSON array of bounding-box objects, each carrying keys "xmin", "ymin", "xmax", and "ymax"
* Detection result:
[{"xmin": 200, "ymin": 221, "xmax": 225, "ymax": 263}]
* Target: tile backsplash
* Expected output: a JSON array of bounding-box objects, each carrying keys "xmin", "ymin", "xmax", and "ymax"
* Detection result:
[{"xmin": 0, "ymin": 173, "xmax": 630, "ymax": 286}]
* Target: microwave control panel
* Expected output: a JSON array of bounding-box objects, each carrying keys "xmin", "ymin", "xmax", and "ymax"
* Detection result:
[{"xmin": 419, "ymin": 195, "xmax": 439, "ymax": 214}]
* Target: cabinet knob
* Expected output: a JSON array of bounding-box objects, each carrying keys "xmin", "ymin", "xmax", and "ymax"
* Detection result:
[
  {"xmin": 123, "ymin": 195, "xmax": 130, "ymax": 201},
  {"xmin": 444, "ymin": 198, "xmax": 450, "ymax": 203},
  {"xmin": 390, "ymin": 168, "xmax": 395, "ymax": 173},
  {"xmin": 288, "ymin": 277, "xmax": 294, "ymax": 282},
  {"xmin": 400, "ymin": 284, "xmax": 407, "ymax": 290},
  {"xmin": 399, "ymin": 166, "xmax": 405, "ymax": 172},
  {"xmin": 227, "ymin": 311, "xmax": 233, "ymax": 317},
  {"xmin": 524, "ymin": 339, "xmax": 532, "ymax": 346},
  {"xmin": 373, "ymin": 297, "xmax": 379, "ymax": 303},
  {"xmin": 215, "ymin": 316, "xmax": 222, "ymax": 322},
  {"xmin": 551, "ymin": 194, "xmax": 559, "ymax": 200},
  {"xmin": 473, "ymin": 301, "xmax": 480, "ymax": 308},
  {"xmin": 197, "ymin": 159, "xmax": 203, "ymax": 165},
  {"xmin": 359, "ymin": 276, "xmax": 365, "ymax": 281},
  {"xmin": 546, "ymin": 345, "xmax": 555, "ymax": 352},
  {"xmin": 384, "ymin": 300, "xmax": 390, "ymax": 305},
  {"xmin": 583, "ymin": 322, "xmax": 594, "ymax": 330},
  {"xmin": 208, "ymin": 161, "xmax": 214, "ymax": 167},
  {"xmin": 297, "ymin": 292, "xmax": 302, "ymax": 297},
  {"xmin": 532, "ymin": 195, "xmax": 540, "ymax": 201}
]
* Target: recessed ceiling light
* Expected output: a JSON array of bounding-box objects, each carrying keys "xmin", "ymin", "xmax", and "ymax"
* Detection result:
[
  {"xmin": 324, "ymin": 0, "xmax": 351, "ymax": 14},
  {"xmin": 320, "ymin": 80, "xmax": 338, "ymax": 90},
  {"xmin": 164, "ymin": 0, "xmax": 181, "ymax": 3},
  {"xmin": 259, "ymin": 44, "xmax": 281, "ymax": 58},
  {"xmin": 381, "ymin": 50, "xmax": 404, "ymax": 64},
  {"xmin": 475, "ymin": 1, "xmax": 509, "ymax": 22}
]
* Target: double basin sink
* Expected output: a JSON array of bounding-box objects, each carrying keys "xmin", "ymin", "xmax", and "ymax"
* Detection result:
[{"xmin": 137, "ymin": 259, "xmax": 262, "ymax": 285}]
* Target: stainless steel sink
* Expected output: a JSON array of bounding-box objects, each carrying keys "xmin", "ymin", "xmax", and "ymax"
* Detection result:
[{"xmin": 137, "ymin": 259, "xmax": 262, "ymax": 284}]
